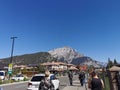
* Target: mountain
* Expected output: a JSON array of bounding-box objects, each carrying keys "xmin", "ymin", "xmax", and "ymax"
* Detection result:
[
  {"xmin": 71, "ymin": 56, "xmax": 103, "ymax": 67},
  {"xmin": 48, "ymin": 46, "xmax": 83, "ymax": 63},
  {"xmin": 48, "ymin": 46, "xmax": 103, "ymax": 67},
  {"xmin": 0, "ymin": 46, "xmax": 104, "ymax": 67},
  {"xmin": 0, "ymin": 52, "xmax": 57, "ymax": 65}
]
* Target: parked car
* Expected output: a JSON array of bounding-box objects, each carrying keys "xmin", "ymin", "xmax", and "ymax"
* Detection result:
[
  {"xmin": 0, "ymin": 71, "xmax": 5, "ymax": 80},
  {"xmin": 27, "ymin": 73, "xmax": 60, "ymax": 90},
  {"xmin": 11, "ymin": 74, "xmax": 25, "ymax": 81}
]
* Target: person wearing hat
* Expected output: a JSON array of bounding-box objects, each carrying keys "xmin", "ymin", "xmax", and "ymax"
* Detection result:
[{"xmin": 39, "ymin": 70, "xmax": 55, "ymax": 90}]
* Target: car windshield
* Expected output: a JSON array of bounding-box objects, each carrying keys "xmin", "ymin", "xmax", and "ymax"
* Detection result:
[
  {"xmin": 16, "ymin": 74, "xmax": 23, "ymax": 77},
  {"xmin": 0, "ymin": 72, "xmax": 4, "ymax": 76},
  {"xmin": 31, "ymin": 76, "xmax": 44, "ymax": 81}
]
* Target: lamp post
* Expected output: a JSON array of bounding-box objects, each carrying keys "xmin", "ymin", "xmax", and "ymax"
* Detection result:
[
  {"xmin": 10, "ymin": 36, "xmax": 17, "ymax": 63},
  {"xmin": 8, "ymin": 36, "xmax": 17, "ymax": 77}
]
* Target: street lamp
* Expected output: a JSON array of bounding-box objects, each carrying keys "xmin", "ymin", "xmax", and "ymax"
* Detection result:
[
  {"xmin": 10, "ymin": 36, "xmax": 17, "ymax": 63},
  {"xmin": 8, "ymin": 36, "xmax": 17, "ymax": 77}
]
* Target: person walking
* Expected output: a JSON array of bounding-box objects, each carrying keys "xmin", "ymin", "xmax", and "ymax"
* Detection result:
[
  {"xmin": 68, "ymin": 70, "xmax": 73, "ymax": 86},
  {"xmin": 113, "ymin": 72, "xmax": 120, "ymax": 90},
  {"xmin": 88, "ymin": 71, "xmax": 104, "ymax": 90},
  {"xmin": 79, "ymin": 71, "xmax": 85, "ymax": 86},
  {"xmin": 39, "ymin": 70, "xmax": 55, "ymax": 90}
]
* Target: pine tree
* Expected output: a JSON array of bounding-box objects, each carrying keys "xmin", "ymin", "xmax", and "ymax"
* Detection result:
[
  {"xmin": 106, "ymin": 58, "xmax": 113, "ymax": 69},
  {"xmin": 114, "ymin": 59, "xmax": 118, "ymax": 65}
]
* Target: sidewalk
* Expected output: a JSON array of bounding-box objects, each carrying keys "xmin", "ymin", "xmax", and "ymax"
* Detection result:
[{"xmin": 62, "ymin": 80, "xmax": 90, "ymax": 90}]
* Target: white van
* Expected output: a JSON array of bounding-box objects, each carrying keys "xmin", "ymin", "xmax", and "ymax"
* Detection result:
[{"xmin": 0, "ymin": 71, "xmax": 5, "ymax": 80}]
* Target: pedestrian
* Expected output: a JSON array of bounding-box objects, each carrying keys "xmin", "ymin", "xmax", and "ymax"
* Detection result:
[
  {"xmin": 39, "ymin": 70, "xmax": 55, "ymax": 90},
  {"xmin": 78, "ymin": 71, "xmax": 85, "ymax": 86},
  {"xmin": 116, "ymin": 72, "xmax": 120, "ymax": 90},
  {"xmin": 88, "ymin": 71, "xmax": 104, "ymax": 90},
  {"xmin": 113, "ymin": 72, "xmax": 120, "ymax": 90},
  {"xmin": 68, "ymin": 70, "xmax": 73, "ymax": 86}
]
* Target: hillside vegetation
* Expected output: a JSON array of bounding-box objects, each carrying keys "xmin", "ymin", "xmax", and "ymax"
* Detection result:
[{"xmin": 0, "ymin": 52, "xmax": 57, "ymax": 65}]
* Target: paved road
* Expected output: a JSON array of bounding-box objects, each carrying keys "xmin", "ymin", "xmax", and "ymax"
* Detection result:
[
  {"xmin": 0, "ymin": 75, "xmax": 78, "ymax": 90},
  {"xmin": 59, "ymin": 75, "xmax": 78, "ymax": 89},
  {"xmin": 0, "ymin": 82, "xmax": 28, "ymax": 90}
]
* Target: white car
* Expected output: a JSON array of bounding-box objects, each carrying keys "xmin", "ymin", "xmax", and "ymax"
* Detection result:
[
  {"xmin": 11, "ymin": 74, "xmax": 25, "ymax": 81},
  {"xmin": 0, "ymin": 71, "xmax": 5, "ymax": 80},
  {"xmin": 27, "ymin": 73, "xmax": 60, "ymax": 90}
]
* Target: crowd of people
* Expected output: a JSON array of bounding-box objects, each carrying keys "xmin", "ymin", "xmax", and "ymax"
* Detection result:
[
  {"xmin": 38, "ymin": 69, "xmax": 120, "ymax": 90},
  {"xmin": 68, "ymin": 70, "xmax": 104, "ymax": 90}
]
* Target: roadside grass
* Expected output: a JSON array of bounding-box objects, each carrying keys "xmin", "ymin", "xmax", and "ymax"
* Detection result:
[{"xmin": 0, "ymin": 77, "xmax": 29, "ymax": 85}]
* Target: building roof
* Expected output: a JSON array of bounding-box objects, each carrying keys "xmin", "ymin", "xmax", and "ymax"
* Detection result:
[
  {"xmin": 41, "ymin": 61, "xmax": 67, "ymax": 66},
  {"xmin": 109, "ymin": 66, "xmax": 120, "ymax": 71},
  {"xmin": 68, "ymin": 67, "xmax": 78, "ymax": 71}
]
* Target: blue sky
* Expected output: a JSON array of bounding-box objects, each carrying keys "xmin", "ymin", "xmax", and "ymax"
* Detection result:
[{"xmin": 0, "ymin": 0, "xmax": 120, "ymax": 62}]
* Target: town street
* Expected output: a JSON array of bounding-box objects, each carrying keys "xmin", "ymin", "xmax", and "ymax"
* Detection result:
[{"xmin": 0, "ymin": 75, "xmax": 79, "ymax": 90}]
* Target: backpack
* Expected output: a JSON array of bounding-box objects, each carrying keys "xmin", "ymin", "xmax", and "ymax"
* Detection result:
[
  {"xmin": 79, "ymin": 72, "xmax": 85, "ymax": 80},
  {"xmin": 39, "ymin": 79, "xmax": 54, "ymax": 90}
]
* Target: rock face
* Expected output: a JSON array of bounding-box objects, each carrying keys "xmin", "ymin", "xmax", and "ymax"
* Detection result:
[
  {"xmin": 48, "ymin": 46, "xmax": 83, "ymax": 63},
  {"xmin": 48, "ymin": 46, "xmax": 104, "ymax": 67},
  {"xmin": 71, "ymin": 56, "xmax": 102, "ymax": 67}
]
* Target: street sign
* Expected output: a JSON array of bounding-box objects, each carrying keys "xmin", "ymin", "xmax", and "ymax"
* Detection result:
[
  {"xmin": 8, "ymin": 71, "xmax": 12, "ymax": 74},
  {"xmin": 8, "ymin": 63, "xmax": 12, "ymax": 71},
  {"xmin": 8, "ymin": 63, "xmax": 13, "ymax": 74}
]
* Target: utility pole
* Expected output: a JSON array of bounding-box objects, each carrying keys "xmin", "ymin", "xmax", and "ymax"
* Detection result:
[
  {"xmin": 8, "ymin": 36, "xmax": 17, "ymax": 78},
  {"xmin": 10, "ymin": 37, "xmax": 17, "ymax": 63}
]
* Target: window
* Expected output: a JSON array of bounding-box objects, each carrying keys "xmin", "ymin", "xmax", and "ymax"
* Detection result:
[
  {"xmin": 0, "ymin": 72, "xmax": 4, "ymax": 76},
  {"xmin": 50, "ymin": 75, "xmax": 55, "ymax": 80},
  {"xmin": 31, "ymin": 76, "xmax": 45, "ymax": 81}
]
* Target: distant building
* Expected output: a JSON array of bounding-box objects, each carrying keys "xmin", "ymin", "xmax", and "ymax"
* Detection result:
[
  {"xmin": 78, "ymin": 65, "xmax": 88, "ymax": 71},
  {"xmin": 41, "ymin": 61, "xmax": 67, "ymax": 72},
  {"xmin": 41, "ymin": 61, "xmax": 78, "ymax": 72}
]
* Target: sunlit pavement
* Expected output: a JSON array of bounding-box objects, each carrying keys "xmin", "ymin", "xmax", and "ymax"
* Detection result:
[{"xmin": 62, "ymin": 80, "xmax": 90, "ymax": 90}]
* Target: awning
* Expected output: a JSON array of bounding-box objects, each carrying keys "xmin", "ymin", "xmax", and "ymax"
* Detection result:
[{"xmin": 109, "ymin": 66, "xmax": 120, "ymax": 71}]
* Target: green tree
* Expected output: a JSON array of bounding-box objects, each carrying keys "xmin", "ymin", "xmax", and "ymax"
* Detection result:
[
  {"xmin": 106, "ymin": 58, "xmax": 113, "ymax": 69},
  {"xmin": 38, "ymin": 64, "xmax": 45, "ymax": 73},
  {"xmin": 114, "ymin": 59, "xmax": 118, "ymax": 65}
]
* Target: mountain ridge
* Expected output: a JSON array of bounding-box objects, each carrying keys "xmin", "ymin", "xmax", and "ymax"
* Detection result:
[
  {"xmin": 0, "ymin": 46, "xmax": 104, "ymax": 67},
  {"xmin": 48, "ymin": 46, "xmax": 103, "ymax": 67},
  {"xmin": 48, "ymin": 46, "xmax": 84, "ymax": 63}
]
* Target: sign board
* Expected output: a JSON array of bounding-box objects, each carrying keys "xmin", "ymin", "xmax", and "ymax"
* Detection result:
[
  {"xmin": 8, "ymin": 63, "xmax": 12, "ymax": 71},
  {"xmin": 8, "ymin": 63, "xmax": 13, "ymax": 74},
  {"xmin": 8, "ymin": 71, "xmax": 12, "ymax": 74}
]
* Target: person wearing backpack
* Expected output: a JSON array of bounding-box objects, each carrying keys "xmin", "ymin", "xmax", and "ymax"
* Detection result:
[{"xmin": 39, "ymin": 70, "xmax": 55, "ymax": 90}]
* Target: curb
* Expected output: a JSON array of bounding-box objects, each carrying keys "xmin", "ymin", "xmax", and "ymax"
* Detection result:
[{"xmin": 0, "ymin": 81, "xmax": 28, "ymax": 86}]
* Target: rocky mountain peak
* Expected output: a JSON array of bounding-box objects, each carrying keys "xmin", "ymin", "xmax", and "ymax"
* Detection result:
[{"xmin": 48, "ymin": 46, "xmax": 83, "ymax": 63}]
